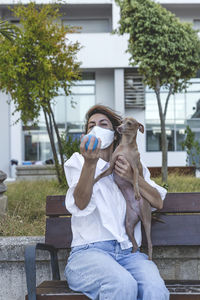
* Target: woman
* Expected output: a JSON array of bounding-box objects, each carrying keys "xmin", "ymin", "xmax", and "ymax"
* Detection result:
[{"xmin": 64, "ymin": 104, "xmax": 169, "ymax": 300}]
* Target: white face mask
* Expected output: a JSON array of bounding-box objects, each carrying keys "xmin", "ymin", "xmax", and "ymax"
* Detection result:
[{"xmin": 89, "ymin": 126, "xmax": 115, "ymax": 149}]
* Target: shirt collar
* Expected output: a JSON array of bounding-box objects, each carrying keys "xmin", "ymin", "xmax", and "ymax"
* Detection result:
[{"xmin": 97, "ymin": 158, "xmax": 109, "ymax": 170}]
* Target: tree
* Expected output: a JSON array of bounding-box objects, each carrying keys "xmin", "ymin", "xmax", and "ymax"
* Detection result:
[
  {"xmin": 116, "ymin": 0, "xmax": 200, "ymax": 183},
  {"xmin": 0, "ymin": 2, "xmax": 81, "ymax": 184},
  {"xmin": 181, "ymin": 126, "xmax": 200, "ymax": 168}
]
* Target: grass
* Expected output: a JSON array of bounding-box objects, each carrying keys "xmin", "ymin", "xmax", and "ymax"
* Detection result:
[
  {"xmin": 154, "ymin": 173, "xmax": 200, "ymax": 192},
  {"xmin": 0, "ymin": 180, "xmax": 66, "ymax": 237},
  {"xmin": 1, "ymin": 174, "xmax": 200, "ymax": 236}
]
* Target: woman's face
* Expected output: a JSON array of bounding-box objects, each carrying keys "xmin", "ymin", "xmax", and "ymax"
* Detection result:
[{"xmin": 87, "ymin": 113, "xmax": 113, "ymax": 133}]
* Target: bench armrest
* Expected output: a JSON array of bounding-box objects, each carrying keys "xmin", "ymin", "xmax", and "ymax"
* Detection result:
[{"xmin": 24, "ymin": 242, "xmax": 60, "ymax": 300}]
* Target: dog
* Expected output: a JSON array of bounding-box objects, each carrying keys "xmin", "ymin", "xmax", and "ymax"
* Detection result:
[{"xmin": 94, "ymin": 117, "xmax": 153, "ymax": 260}]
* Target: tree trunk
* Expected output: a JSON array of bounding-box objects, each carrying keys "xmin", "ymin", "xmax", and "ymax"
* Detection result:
[
  {"xmin": 43, "ymin": 108, "xmax": 62, "ymax": 184},
  {"xmin": 49, "ymin": 105, "xmax": 65, "ymax": 167},
  {"xmin": 160, "ymin": 118, "xmax": 168, "ymax": 183},
  {"xmin": 49, "ymin": 105, "xmax": 66, "ymax": 186},
  {"xmin": 155, "ymin": 80, "xmax": 168, "ymax": 183}
]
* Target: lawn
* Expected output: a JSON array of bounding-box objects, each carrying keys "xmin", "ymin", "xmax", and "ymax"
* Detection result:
[
  {"xmin": 1, "ymin": 180, "xmax": 67, "ymax": 236},
  {"xmin": 1, "ymin": 174, "xmax": 200, "ymax": 236}
]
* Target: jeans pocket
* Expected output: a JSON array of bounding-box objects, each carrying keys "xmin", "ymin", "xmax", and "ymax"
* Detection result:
[
  {"xmin": 70, "ymin": 244, "xmax": 89, "ymax": 255},
  {"xmin": 67, "ymin": 244, "xmax": 89, "ymax": 267}
]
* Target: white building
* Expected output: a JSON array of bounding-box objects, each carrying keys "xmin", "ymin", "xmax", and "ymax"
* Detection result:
[{"xmin": 1, "ymin": 0, "xmax": 200, "ymax": 177}]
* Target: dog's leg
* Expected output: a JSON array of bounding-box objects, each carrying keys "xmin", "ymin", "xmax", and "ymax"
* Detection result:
[
  {"xmin": 131, "ymin": 166, "xmax": 141, "ymax": 200},
  {"xmin": 125, "ymin": 204, "xmax": 140, "ymax": 253},
  {"xmin": 140, "ymin": 199, "xmax": 152, "ymax": 260},
  {"xmin": 94, "ymin": 166, "xmax": 113, "ymax": 184}
]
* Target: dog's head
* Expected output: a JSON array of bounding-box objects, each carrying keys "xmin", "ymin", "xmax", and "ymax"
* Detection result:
[{"xmin": 117, "ymin": 117, "xmax": 144, "ymax": 136}]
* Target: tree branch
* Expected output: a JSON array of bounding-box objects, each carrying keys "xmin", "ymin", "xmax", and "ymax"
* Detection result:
[
  {"xmin": 49, "ymin": 104, "xmax": 64, "ymax": 168},
  {"xmin": 43, "ymin": 108, "xmax": 62, "ymax": 183},
  {"xmin": 164, "ymin": 83, "xmax": 174, "ymax": 118}
]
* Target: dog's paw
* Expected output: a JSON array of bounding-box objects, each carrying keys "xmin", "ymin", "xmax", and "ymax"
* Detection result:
[{"xmin": 135, "ymin": 192, "xmax": 141, "ymax": 200}]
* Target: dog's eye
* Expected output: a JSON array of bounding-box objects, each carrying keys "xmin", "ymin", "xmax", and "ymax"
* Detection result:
[{"xmin": 127, "ymin": 121, "xmax": 132, "ymax": 126}]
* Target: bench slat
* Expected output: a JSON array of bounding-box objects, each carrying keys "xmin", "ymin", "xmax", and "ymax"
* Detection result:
[
  {"xmin": 36, "ymin": 281, "xmax": 89, "ymax": 299},
  {"xmin": 169, "ymin": 296, "xmax": 200, "ymax": 299},
  {"xmin": 26, "ymin": 280, "xmax": 200, "ymax": 299},
  {"xmin": 45, "ymin": 214, "xmax": 200, "ymax": 249},
  {"xmin": 45, "ymin": 218, "xmax": 72, "ymax": 249},
  {"xmin": 46, "ymin": 196, "xmax": 71, "ymax": 216},
  {"xmin": 150, "ymin": 215, "xmax": 200, "ymax": 246},
  {"xmin": 45, "ymin": 193, "xmax": 200, "ymax": 216},
  {"xmin": 160, "ymin": 193, "xmax": 200, "ymax": 213}
]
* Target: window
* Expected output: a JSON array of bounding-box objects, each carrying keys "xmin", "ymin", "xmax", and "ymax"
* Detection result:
[
  {"xmin": 146, "ymin": 124, "xmax": 175, "ymax": 151},
  {"xmin": 23, "ymin": 72, "xmax": 96, "ymax": 161},
  {"xmin": 124, "ymin": 69, "xmax": 145, "ymax": 108},
  {"xmin": 61, "ymin": 4, "xmax": 112, "ymax": 33},
  {"xmin": 146, "ymin": 78, "xmax": 200, "ymax": 152},
  {"xmin": 65, "ymin": 72, "xmax": 96, "ymax": 134},
  {"xmin": 62, "ymin": 19, "xmax": 111, "ymax": 33},
  {"xmin": 24, "ymin": 131, "xmax": 52, "ymax": 162},
  {"xmin": 193, "ymin": 19, "xmax": 200, "ymax": 30}
]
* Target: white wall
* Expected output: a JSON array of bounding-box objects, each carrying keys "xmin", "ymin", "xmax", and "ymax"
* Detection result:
[
  {"xmin": 114, "ymin": 69, "xmax": 125, "ymax": 116},
  {"xmin": 112, "ymin": 0, "xmax": 120, "ymax": 30},
  {"xmin": 142, "ymin": 151, "xmax": 187, "ymax": 168},
  {"xmin": 10, "ymin": 101, "xmax": 23, "ymax": 170},
  {"xmin": 0, "ymin": 93, "xmax": 10, "ymax": 175},
  {"xmin": 95, "ymin": 69, "xmax": 114, "ymax": 107},
  {"xmin": 68, "ymin": 33, "xmax": 130, "ymax": 68}
]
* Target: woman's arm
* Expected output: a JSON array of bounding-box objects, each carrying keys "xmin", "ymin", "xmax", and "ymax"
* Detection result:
[
  {"xmin": 73, "ymin": 136, "xmax": 101, "ymax": 210},
  {"xmin": 114, "ymin": 155, "xmax": 163, "ymax": 210},
  {"xmin": 138, "ymin": 176, "xmax": 163, "ymax": 209}
]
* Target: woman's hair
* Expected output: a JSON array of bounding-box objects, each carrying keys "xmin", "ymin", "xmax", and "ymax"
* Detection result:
[{"xmin": 84, "ymin": 104, "xmax": 122, "ymax": 149}]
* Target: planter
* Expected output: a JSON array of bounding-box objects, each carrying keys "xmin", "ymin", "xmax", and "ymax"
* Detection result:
[{"xmin": 16, "ymin": 165, "xmax": 57, "ymax": 181}]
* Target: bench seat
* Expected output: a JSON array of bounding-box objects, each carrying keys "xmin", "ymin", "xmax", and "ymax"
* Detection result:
[{"xmin": 25, "ymin": 280, "xmax": 200, "ymax": 299}]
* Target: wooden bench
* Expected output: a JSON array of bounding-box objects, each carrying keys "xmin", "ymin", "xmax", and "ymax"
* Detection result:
[{"xmin": 25, "ymin": 192, "xmax": 200, "ymax": 300}]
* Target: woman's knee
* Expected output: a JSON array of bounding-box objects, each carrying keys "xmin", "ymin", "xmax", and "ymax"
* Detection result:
[
  {"xmin": 142, "ymin": 281, "xmax": 170, "ymax": 300},
  {"xmin": 105, "ymin": 271, "xmax": 138, "ymax": 299}
]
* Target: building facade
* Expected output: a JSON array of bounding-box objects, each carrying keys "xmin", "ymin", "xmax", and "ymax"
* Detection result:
[{"xmin": 0, "ymin": 0, "xmax": 200, "ymax": 177}]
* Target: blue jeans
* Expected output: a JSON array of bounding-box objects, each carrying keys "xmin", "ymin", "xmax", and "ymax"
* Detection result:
[{"xmin": 64, "ymin": 240, "xmax": 169, "ymax": 300}]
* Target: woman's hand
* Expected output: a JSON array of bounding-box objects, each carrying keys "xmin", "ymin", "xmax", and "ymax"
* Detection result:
[
  {"xmin": 74, "ymin": 135, "xmax": 101, "ymax": 210},
  {"xmin": 114, "ymin": 155, "xmax": 133, "ymax": 184},
  {"xmin": 80, "ymin": 135, "xmax": 101, "ymax": 165},
  {"xmin": 114, "ymin": 155, "xmax": 163, "ymax": 209}
]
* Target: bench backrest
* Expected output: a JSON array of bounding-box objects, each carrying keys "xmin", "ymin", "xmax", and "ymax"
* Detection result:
[{"xmin": 45, "ymin": 193, "xmax": 200, "ymax": 249}]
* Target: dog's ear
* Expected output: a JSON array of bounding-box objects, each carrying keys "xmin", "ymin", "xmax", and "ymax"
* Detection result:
[{"xmin": 138, "ymin": 123, "xmax": 144, "ymax": 133}]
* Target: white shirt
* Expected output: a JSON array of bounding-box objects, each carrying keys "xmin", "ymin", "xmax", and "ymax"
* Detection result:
[{"xmin": 64, "ymin": 152, "xmax": 167, "ymax": 250}]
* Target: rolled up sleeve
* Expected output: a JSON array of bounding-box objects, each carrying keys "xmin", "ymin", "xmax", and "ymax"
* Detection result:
[
  {"xmin": 141, "ymin": 159, "xmax": 167, "ymax": 201},
  {"xmin": 64, "ymin": 152, "xmax": 97, "ymax": 217}
]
